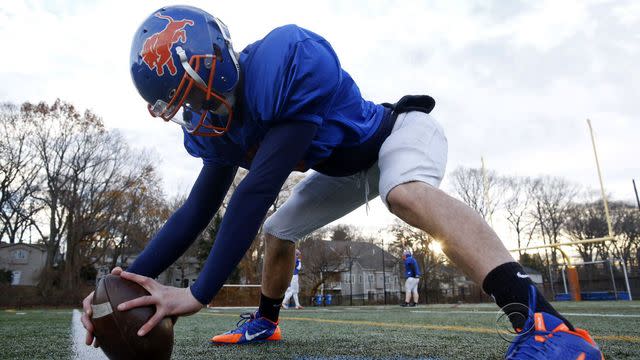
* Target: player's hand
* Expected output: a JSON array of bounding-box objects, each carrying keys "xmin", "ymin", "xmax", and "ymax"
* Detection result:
[
  {"xmin": 116, "ymin": 271, "xmax": 203, "ymax": 336},
  {"xmin": 81, "ymin": 267, "xmax": 124, "ymax": 347},
  {"xmin": 81, "ymin": 290, "xmax": 99, "ymax": 347}
]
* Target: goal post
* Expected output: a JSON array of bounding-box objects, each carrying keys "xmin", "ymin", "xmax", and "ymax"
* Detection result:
[{"xmin": 554, "ymin": 259, "xmax": 632, "ymax": 301}]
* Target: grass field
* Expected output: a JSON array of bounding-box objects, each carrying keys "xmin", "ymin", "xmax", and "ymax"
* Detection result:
[{"xmin": 1, "ymin": 301, "xmax": 639, "ymax": 359}]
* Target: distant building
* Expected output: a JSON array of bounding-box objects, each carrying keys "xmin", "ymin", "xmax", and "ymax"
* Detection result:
[
  {"xmin": 522, "ymin": 266, "xmax": 543, "ymax": 284},
  {"xmin": 0, "ymin": 243, "xmax": 48, "ymax": 286},
  {"xmin": 94, "ymin": 253, "xmax": 201, "ymax": 288},
  {"xmin": 302, "ymin": 240, "xmax": 402, "ymax": 302}
]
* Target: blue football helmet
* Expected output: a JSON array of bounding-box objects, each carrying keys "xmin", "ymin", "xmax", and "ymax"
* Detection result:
[{"xmin": 130, "ymin": 5, "xmax": 240, "ymax": 136}]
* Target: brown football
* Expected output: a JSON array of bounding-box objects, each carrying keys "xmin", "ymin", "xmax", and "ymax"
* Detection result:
[{"xmin": 91, "ymin": 274, "xmax": 174, "ymax": 360}]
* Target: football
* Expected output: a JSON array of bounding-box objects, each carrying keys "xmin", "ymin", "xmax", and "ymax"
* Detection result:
[{"xmin": 91, "ymin": 274, "xmax": 174, "ymax": 360}]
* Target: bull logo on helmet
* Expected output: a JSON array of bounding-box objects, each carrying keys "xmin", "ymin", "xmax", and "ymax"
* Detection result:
[{"xmin": 140, "ymin": 13, "xmax": 194, "ymax": 76}]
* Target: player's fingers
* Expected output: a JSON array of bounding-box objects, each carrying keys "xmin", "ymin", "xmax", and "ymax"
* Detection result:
[
  {"xmin": 85, "ymin": 330, "xmax": 94, "ymax": 346},
  {"xmin": 82, "ymin": 291, "xmax": 94, "ymax": 317},
  {"xmin": 80, "ymin": 312, "xmax": 94, "ymax": 333},
  {"xmin": 138, "ymin": 311, "xmax": 165, "ymax": 336},
  {"xmin": 120, "ymin": 271, "xmax": 156, "ymax": 291},
  {"xmin": 110, "ymin": 266, "xmax": 123, "ymax": 275},
  {"xmin": 117, "ymin": 295, "xmax": 155, "ymax": 311}
]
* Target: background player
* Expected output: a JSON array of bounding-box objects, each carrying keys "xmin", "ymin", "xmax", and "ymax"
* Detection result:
[
  {"xmin": 282, "ymin": 249, "xmax": 303, "ymax": 309},
  {"xmin": 401, "ymin": 250, "xmax": 421, "ymax": 307}
]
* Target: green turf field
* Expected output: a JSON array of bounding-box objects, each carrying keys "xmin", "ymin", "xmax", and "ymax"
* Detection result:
[{"xmin": 1, "ymin": 301, "xmax": 639, "ymax": 359}]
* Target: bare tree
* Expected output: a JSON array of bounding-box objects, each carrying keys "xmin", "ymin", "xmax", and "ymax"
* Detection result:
[
  {"xmin": 330, "ymin": 224, "xmax": 357, "ymax": 242},
  {"xmin": 564, "ymin": 200, "xmax": 610, "ymax": 262},
  {"xmin": 450, "ymin": 166, "xmax": 502, "ymax": 221},
  {"xmin": 609, "ymin": 202, "xmax": 640, "ymax": 269},
  {"xmin": 107, "ymin": 154, "xmax": 168, "ymax": 270},
  {"xmin": 502, "ymin": 176, "xmax": 538, "ymax": 257},
  {"xmin": 24, "ymin": 100, "xmax": 89, "ymax": 283},
  {"xmin": 60, "ymin": 127, "xmax": 132, "ymax": 290},
  {"xmin": 0, "ymin": 103, "xmax": 43, "ymax": 243},
  {"xmin": 298, "ymin": 230, "xmax": 351, "ymax": 297},
  {"xmin": 388, "ymin": 220, "xmax": 447, "ymax": 297},
  {"xmin": 530, "ymin": 176, "xmax": 579, "ymax": 266},
  {"xmin": 16, "ymin": 100, "xmax": 154, "ymax": 291}
]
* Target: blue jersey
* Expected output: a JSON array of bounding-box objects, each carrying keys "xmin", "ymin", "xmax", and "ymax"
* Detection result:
[
  {"xmin": 131, "ymin": 25, "xmax": 393, "ymax": 305},
  {"xmin": 182, "ymin": 24, "xmax": 387, "ymax": 172},
  {"xmin": 404, "ymin": 256, "xmax": 421, "ymax": 278},
  {"xmin": 293, "ymin": 258, "xmax": 302, "ymax": 275}
]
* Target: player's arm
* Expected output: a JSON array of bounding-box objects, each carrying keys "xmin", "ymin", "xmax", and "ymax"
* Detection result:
[
  {"xmin": 81, "ymin": 163, "xmax": 236, "ymax": 342},
  {"xmin": 189, "ymin": 120, "xmax": 318, "ymax": 305},
  {"xmin": 414, "ymin": 259, "xmax": 422, "ymax": 277},
  {"xmin": 126, "ymin": 163, "xmax": 237, "ymax": 278},
  {"xmin": 112, "ymin": 122, "xmax": 317, "ymax": 338}
]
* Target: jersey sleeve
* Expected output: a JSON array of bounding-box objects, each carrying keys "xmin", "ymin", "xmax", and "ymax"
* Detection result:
[
  {"xmin": 189, "ymin": 121, "xmax": 318, "ymax": 304},
  {"xmin": 275, "ymin": 37, "xmax": 342, "ymax": 126},
  {"xmin": 127, "ymin": 163, "xmax": 236, "ymax": 278}
]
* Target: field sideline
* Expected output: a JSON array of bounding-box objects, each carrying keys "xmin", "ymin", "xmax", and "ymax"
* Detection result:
[{"xmin": 1, "ymin": 301, "xmax": 639, "ymax": 359}]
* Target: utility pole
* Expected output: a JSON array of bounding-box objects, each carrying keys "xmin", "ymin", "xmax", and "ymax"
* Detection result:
[
  {"xmin": 349, "ymin": 258, "xmax": 353, "ymax": 306},
  {"xmin": 481, "ymin": 156, "xmax": 493, "ymax": 226},
  {"xmin": 381, "ymin": 238, "xmax": 387, "ymax": 305},
  {"xmin": 633, "ymin": 179, "xmax": 640, "ymax": 211}
]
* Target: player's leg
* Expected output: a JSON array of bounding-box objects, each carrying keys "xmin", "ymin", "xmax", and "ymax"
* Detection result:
[
  {"xmin": 213, "ymin": 170, "xmax": 379, "ymax": 343},
  {"xmin": 282, "ymin": 285, "xmax": 293, "ymax": 309},
  {"xmin": 402, "ymin": 278, "xmax": 412, "ymax": 306},
  {"xmin": 257, "ymin": 235, "xmax": 296, "ymax": 317},
  {"xmin": 290, "ymin": 275, "xmax": 302, "ymax": 308},
  {"xmin": 388, "ymin": 183, "xmax": 513, "ymax": 286},
  {"xmin": 210, "ymin": 235, "xmax": 290, "ymax": 344},
  {"xmin": 411, "ymin": 279, "xmax": 419, "ymax": 305},
  {"xmin": 379, "ymin": 111, "xmax": 602, "ymax": 358},
  {"xmin": 293, "ymin": 292, "xmax": 301, "ymax": 309},
  {"xmin": 259, "ymin": 170, "xmax": 380, "ymax": 315}
]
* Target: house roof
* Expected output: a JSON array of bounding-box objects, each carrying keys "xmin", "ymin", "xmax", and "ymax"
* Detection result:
[
  {"xmin": 0, "ymin": 242, "xmax": 47, "ymax": 252},
  {"xmin": 305, "ymin": 239, "xmax": 399, "ymax": 271},
  {"xmin": 522, "ymin": 266, "xmax": 542, "ymax": 275}
]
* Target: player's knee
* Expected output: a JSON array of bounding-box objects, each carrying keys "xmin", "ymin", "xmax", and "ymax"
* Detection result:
[
  {"xmin": 387, "ymin": 184, "xmax": 422, "ymax": 227},
  {"xmin": 265, "ymin": 234, "xmax": 295, "ymax": 257}
]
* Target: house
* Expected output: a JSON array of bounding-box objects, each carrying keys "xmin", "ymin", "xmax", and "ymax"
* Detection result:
[
  {"xmin": 95, "ymin": 253, "xmax": 201, "ymax": 288},
  {"xmin": 301, "ymin": 240, "xmax": 402, "ymax": 302},
  {"xmin": 522, "ymin": 266, "xmax": 543, "ymax": 284},
  {"xmin": 0, "ymin": 243, "xmax": 48, "ymax": 286}
]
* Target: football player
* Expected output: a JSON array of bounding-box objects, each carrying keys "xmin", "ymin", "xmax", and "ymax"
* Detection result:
[
  {"xmin": 282, "ymin": 249, "xmax": 303, "ymax": 310},
  {"xmin": 80, "ymin": 5, "xmax": 603, "ymax": 359},
  {"xmin": 401, "ymin": 250, "xmax": 421, "ymax": 307}
]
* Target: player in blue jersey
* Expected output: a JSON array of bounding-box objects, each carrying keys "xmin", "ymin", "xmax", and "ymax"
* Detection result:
[
  {"xmin": 282, "ymin": 249, "xmax": 303, "ymax": 309},
  {"xmin": 401, "ymin": 251, "xmax": 421, "ymax": 307},
  {"xmin": 80, "ymin": 6, "xmax": 603, "ymax": 358}
]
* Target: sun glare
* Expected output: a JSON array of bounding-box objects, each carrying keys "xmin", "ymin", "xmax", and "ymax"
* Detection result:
[{"xmin": 430, "ymin": 241, "xmax": 444, "ymax": 254}]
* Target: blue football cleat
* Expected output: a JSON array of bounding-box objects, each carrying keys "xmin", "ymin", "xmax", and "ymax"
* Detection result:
[
  {"xmin": 506, "ymin": 286, "xmax": 604, "ymax": 360},
  {"xmin": 210, "ymin": 311, "xmax": 282, "ymax": 345}
]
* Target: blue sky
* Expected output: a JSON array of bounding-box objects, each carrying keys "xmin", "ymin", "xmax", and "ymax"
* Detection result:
[{"xmin": 1, "ymin": 0, "xmax": 638, "ymax": 244}]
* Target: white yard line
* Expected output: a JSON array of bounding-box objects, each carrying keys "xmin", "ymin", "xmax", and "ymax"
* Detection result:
[
  {"xmin": 411, "ymin": 310, "xmax": 640, "ymax": 318},
  {"xmin": 206, "ymin": 306, "xmax": 258, "ymax": 311},
  {"xmin": 71, "ymin": 309, "xmax": 108, "ymax": 360}
]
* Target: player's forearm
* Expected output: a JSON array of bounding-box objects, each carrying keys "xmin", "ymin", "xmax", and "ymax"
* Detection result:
[
  {"xmin": 190, "ymin": 121, "xmax": 318, "ymax": 304},
  {"xmin": 128, "ymin": 164, "xmax": 236, "ymax": 278}
]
